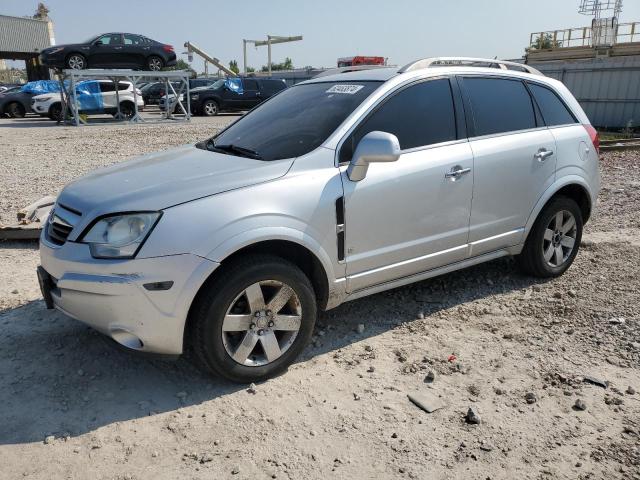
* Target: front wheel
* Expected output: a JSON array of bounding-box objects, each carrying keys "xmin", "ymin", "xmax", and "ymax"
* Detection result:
[
  {"xmin": 190, "ymin": 255, "xmax": 317, "ymax": 383},
  {"xmin": 6, "ymin": 102, "xmax": 25, "ymax": 118},
  {"xmin": 516, "ymin": 196, "xmax": 583, "ymax": 278},
  {"xmin": 202, "ymin": 99, "xmax": 219, "ymax": 116},
  {"xmin": 49, "ymin": 103, "xmax": 63, "ymax": 121}
]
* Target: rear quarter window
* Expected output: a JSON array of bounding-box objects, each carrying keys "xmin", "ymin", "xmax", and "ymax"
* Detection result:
[
  {"xmin": 528, "ymin": 83, "xmax": 577, "ymax": 126},
  {"xmin": 464, "ymin": 77, "xmax": 537, "ymax": 136}
]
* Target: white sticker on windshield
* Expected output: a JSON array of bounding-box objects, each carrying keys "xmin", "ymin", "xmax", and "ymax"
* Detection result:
[{"xmin": 326, "ymin": 84, "xmax": 364, "ymax": 94}]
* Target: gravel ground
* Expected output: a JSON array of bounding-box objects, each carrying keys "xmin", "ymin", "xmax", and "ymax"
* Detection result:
[{"xmin": 0, "ymin": 117, "xmax": 639, "ymax": 480}]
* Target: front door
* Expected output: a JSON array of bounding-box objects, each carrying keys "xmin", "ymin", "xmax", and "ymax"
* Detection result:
[
  {"xmin": 341, "ymin": 78, "xmax": 474, "ymax": 292},
  {"xmin": 122, "ymin": 33, "xmax": 147, "ymax": 68},
  {"xmin": 240, "ymin": 79, "xmax": 261, "ymax": 109},
  {"xmin": 460, "ymin": 76, "xmax": 557, "ymax": 256},
  {"xmin": 89, "ymin": 33, "xmax": 124, "ymax": 68}
]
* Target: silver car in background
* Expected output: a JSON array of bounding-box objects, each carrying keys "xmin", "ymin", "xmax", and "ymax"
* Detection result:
[{"xmin": 38, "ymin": 57, "xmax": 600, "ymax": 383}]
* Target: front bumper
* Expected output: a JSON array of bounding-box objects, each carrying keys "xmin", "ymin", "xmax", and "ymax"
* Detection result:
[{"xmin": 39, "ymin": 237, "xmax": 219, "ymax": 355}]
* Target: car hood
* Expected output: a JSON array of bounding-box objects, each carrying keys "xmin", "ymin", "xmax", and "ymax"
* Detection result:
[
  {"xmin": 42, "ymin": 43, "xmax": 85, "ymax": 53},
  {"xmin": 57, "ymin": 144, "xmax": 293, "ymax": 221}
]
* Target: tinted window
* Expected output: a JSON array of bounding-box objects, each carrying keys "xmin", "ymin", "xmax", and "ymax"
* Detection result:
[
  {"xmin": 117, "ymin": 82, "xmax": 130, "ymax": 91},
  {"xmin": 342, "ymin": 78, "xmax": 457, "ymax": 160},
  {"xmin": 528, "ymin": 83, "xmax": 576, "ymax": 126},
  {"xmin": 243, "ymin": 79, "xmax": 259, "ymax": 91},
  {"xmin": 96, "ymin": 34, "xmax": 122, "ymax": 46},
  {"xmin": 261, "ymin": 80, "xmax": 286, "ymax": 94},
  {"xmin": 99, "ymin": 82, "xmax": 115, "ymax": 93},
  {"xmin": 124, "ymin": 34, "xmax": 145, "ymax": 45},
  {"xmin": 210, "ymin": 81, "xmax": 381, "ymax": 161},
  {"xmin": 464, "ymin": 78, "xmax": 536, "ymax": 136}
]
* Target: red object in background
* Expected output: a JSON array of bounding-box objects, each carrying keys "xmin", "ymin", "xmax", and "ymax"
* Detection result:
[
  {"xmin": 583, "ymin": 124, "xmax": 600, "ymax": 154},
  {"xmin": 337, "ymin": 56, "xmax": 385, "ymax": 68},
  {"xmin": 448, "ymin": 354, "xmax": 457, "ymax": 362}
]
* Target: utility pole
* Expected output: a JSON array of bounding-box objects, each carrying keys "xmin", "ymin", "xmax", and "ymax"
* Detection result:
[{"xmin": 243, "ymin": 35, "xmax": 302, "ymax": 75}]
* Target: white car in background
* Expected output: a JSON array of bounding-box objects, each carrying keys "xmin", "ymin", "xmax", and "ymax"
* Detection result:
[{"xmin": 31, "ymin": 79, "xmax": 144, "ymax": 121}]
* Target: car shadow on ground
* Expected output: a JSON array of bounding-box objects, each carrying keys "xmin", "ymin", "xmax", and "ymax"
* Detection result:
[{"xmin": 0, "ymin": 256, "xmax": 545, "ymax": 445}]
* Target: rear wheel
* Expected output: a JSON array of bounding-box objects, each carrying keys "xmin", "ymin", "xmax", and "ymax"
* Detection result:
[
  {"xmin": 190, "ymin": 255, "xmax": 317, "ymax": 383},
  {"xmin": 147, "ymin": 56, "xmax": 163, "ymax": 71},
  {"xmin": 114, "ymin": 102, "xmax": 135, "ymax": 120},
  {"xmin": 66, "ymin": 53, "xmax": 86, "ymax": 70},
  {"xmin": 202, "ymin": 99, "xmax": 219, "ymax": 116},
  {"xmin": 516, "ymin": 196, "xmax": 583, "ymax": 278},
  {"xmin": 6, "ymin": 102, "xmax": 25, "ymax": 118}
]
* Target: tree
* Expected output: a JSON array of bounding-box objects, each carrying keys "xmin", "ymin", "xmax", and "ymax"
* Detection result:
[
  {"xmin": 246, "ymin": 66, "xmax": 255, "ymax": 73},
  {"xmin": 229, "ymin": 60, "xmax": 240, "ymax": 74},
  {"xmin": 531, "ymin": 33, "xmax": 562, "ymax": 50},
  {"xmin": 260, "ymin": 57, "xmax": 294, "ymax": 72},
  {"xmin": 165, "ymin": 58, "xmax": 197, "ymax": 77}
]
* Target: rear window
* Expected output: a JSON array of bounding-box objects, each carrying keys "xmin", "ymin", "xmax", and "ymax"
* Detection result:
[
  {"xmin": 260, "ymin": 80, "xmax": 286, "ymax": 94},
  {"xmin": 528, "ymin": 83, "xmax": 577, "ymax": 126},
  {"xmin": 209, "ymin": 81, "xmax": 381, "ymax": 161},
  {"xmin": 464, "ymin": 77, "xmax": 536, "ymax": 136}
]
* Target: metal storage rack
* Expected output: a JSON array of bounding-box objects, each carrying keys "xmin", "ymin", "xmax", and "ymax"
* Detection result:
[{"xmin": 55, "ymin": 69, "xmax": 191, "ymax": 126}]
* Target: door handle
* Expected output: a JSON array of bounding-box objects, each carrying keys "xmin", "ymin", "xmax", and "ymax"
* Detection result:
[
  {"xmin": 534, "ymin": 148, "xmax": 554, "ymax": 162},
  {"xmin": 445, "ymin": 166, "xmax": 471, "ymax": 180},
  {"xmin": 114, "ymin": 46, "xmax": 123, "ymax": 50}
]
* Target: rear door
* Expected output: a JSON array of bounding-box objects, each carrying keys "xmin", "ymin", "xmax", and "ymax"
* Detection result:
[
  {"xmin": 89, "ymin": 33, "xmax": 124, "ymax": 67},
  {"xmin": 342, "ymin": 77, "xmax": 474, "ymax": 292},
  {"xmin": 460, "ymin": 76, "xmax": 557, "ymax": 256},
  {"xmin": 241, "ymin": 79, "xmax": 261, "ymax": 108},
  {"xmin": 122, "ymin": 34, "xmax": 148, "ymax": 68}
]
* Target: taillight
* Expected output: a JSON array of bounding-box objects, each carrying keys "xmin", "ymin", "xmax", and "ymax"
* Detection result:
[
  {"xmin": 583, "ymin": 124, "xmax": 600, "ymax": 154},
  {"xmin": 162, "ymin": 45, "xmax": 174, "ymax": 53}
]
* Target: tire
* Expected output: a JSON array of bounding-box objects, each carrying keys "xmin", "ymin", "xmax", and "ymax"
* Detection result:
[
  {"xmin": 6, "ymin": 102, "xmax": 25, "ymax": 118},
  {"xmin": 190, "ymin": 254, "xmax": 317, "ymax": 383},
  {"xmin": 49, "ymin": 103, "xmax": 63, "ymax": 121},
  {"xmin": 147, "ymin": 56, "xmax": 163, "ymax": 71},
  {"xmin": 66, "ymin": 53, "xmax": 86, "ymax": 70},
  {"xmin": 202, "ymin": 99, "xmax": 219, "ymax": 116},
  {"xmin": 516, "ymin": 196, "xmax": 583, "ymax": 278},
  {"xmin": 118, "ymin": 102, "xmax": 135, "ymax": 119}
]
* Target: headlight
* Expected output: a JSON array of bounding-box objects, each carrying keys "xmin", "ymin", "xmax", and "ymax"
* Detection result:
[
  {"xmin": 191, "ymin": 94, "xmax": 199, "ymax": 100},
  {"xmin": 47, "ymin": 47, "xmax": 65, "ymax": 55},
  {"xmin": 80, "ymin": 212, "xmax": 161, "ymax": 259},
  {"xmin": 35, "ymin": 96, "xmax": 51, "ymax": 102}
]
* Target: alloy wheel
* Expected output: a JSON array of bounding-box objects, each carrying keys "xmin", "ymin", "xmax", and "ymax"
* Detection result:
[
  {"xmin": 204, "ymin": 101, "xmax": 218, "ymax": 115},
  {"xmin": 67, "ymin": 55, "xmax": 85, "ymax": 69},
  {"xmin": 543, "ymin": 210, "xmax": 577, "ymax": 268},
  {"xmin": 148, "ymin": 57, "xmax": 162, "ymax": 71},
  {"xmin": 222, "ymin": 280, "xmax": 302, "ymax": 367}
]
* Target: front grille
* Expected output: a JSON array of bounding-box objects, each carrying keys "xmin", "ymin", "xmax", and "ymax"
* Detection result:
[{"xmin": 46, "ymin": 204, "xmax": 81, "ymax": 246}]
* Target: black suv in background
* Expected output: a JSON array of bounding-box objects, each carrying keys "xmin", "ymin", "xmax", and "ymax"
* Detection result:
[
  {"xmin": 190, "ymin": 78, "xmax": 287, "ymax": 116},
  {"xmin": 39, "ymin": 33, "xmax": 177, "ymax": 71},
  {"xmin": 143, "ymin": 78, "xmax": 214, "ymax": 105}
]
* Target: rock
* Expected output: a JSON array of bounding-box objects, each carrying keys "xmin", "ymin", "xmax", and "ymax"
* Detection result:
[
  {"xmin": 583, "ymin": 375, "xmax": 608, "ymax": 389},
  {"xmin": 200, "ymin": 453, "xmax": 214, "ymax": 463},
  {"xmin": 391, "ymin": 432, "xmax": 398, "ymax": 438},
  {"xmin": 525, "ymin": 392, "xmax": 537, "ymax": 404},
  {"xmin": 626, "ymin": 386, "xmax": 635, "ymax": 395},
  {"xmin": 424, "ymin": 371, "xmax": 435, "ymax": 383},
  {"xmin": 493, "ymin": 387, "xmax": 505, "ymax": 395},
  {"xmin": 353, "ymin": 393, "xmax": 360, "ymax": 401},
  {"xmin": 11, "ymin": 289, "xmax": 18, "ymax": 294},
  {"xmin": 408, "ymin": 393, "xmax": 445, "ymax": 414},
  {"xmin": 356, "ymin": 323, "xmax": 365, "ymax": 334},
  {"xmin": 465, "ymin": 406, "xmax": 481, "ymax": 424},
  {"xmin": 574, "ymin": 398, "xmax": 587, "ymax": 411},
  {"xmin": 479, "ymin": 441, "xmax": 494, "ymax": 452},
  {"xmin": 553, "ymin": 291, "xmax": 563, "ymax": 299},
  {"xmin": 567, "ymin": 289, "xmax": 577, "ymax": 298},
  {"xmin": 367, "ymin": 366, "xmax": 375, "ymax": 373},
  {"xmin": 609, "ymin": 317, "xmax": 626, "ymax": 325},
  {"xmin": 44, "ymin": 435, "xmax": 55, "ymax": 445},
  {"xmin": 247, "ymin": 383, "xmax": 257, "ymax": 394},
  {"xmin": 231, "ymin": 466, "xmax": 240, "ymax": 475},
  {"xmin": 152, "ymin": 451, "xmax": 159, "ymax": 458}
]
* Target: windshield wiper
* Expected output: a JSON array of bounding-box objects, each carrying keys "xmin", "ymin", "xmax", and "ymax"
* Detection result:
[{"xmin": 209, "ymin": 142, "xmax": 263, "ymax": 160}]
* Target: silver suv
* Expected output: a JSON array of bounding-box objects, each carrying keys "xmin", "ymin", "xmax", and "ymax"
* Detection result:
[{"xmin": 38, "ymin": 57, "xmax": 600, "ymax": 383}]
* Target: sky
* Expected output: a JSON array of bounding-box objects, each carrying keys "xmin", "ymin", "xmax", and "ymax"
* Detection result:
[{"xmin": 3, "ymin": 0, "xmax": 640, "ymax": 72}]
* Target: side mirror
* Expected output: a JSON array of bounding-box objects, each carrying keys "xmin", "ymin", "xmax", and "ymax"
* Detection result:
[
  {"xmin": 94, "ymin": 40, "xmax": 103, "ymax": 46},
  {"xmin": 347, "ymin": 131, "xmax": 401, "ymax": 182}
]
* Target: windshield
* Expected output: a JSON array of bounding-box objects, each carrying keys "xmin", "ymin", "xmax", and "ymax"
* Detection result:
[
  {"xmin": 209, "ymin": 79, "xmax": 226, "ymax": 90},
  {"xmin": 208, "ymin": 81, "xmax": 381, "ymax": 161}
]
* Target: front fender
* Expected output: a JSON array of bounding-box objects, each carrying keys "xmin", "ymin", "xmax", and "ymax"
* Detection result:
[{"xmin": 524, "ymin": 174, "xmax": 594, "ymax": 238}]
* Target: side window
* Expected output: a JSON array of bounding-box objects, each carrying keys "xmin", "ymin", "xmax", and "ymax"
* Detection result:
[
  {"xmin": 464, "ymin": 77, "xmax": 536, "ymax": 136},
  {"xmin": 97, "ymin": 34, "xmax": 122, "ymax": 46},
  {"xmin": 124, "ymin": 34, "xmax": 144, "ymax": 45},
  {"xmin": 528, "ymin": 83, "xmax": 577, "ymax": 126},
  {"xmin": 99, "ymin": 82, "xmax": 115, "ymax": 93},
  {"xmin": 340, "ymin": 78, "xmax": 457, "ymax": 162},
  {"xmin": 117, "ymin": 82, "xmax": 130, "ymax": 91},
  {"xmin": 244, "ymin": 79, "xmax": 259, "ymax": 91}
]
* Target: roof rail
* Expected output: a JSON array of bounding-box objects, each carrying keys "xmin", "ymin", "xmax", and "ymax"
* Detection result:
[
  {"xmin": 398, "ymin": 57, "xmax": 543, "ymax": 76},
  {"xmin": 312, "ymin": 65, "xmax": 391, "ymax": 78}
]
